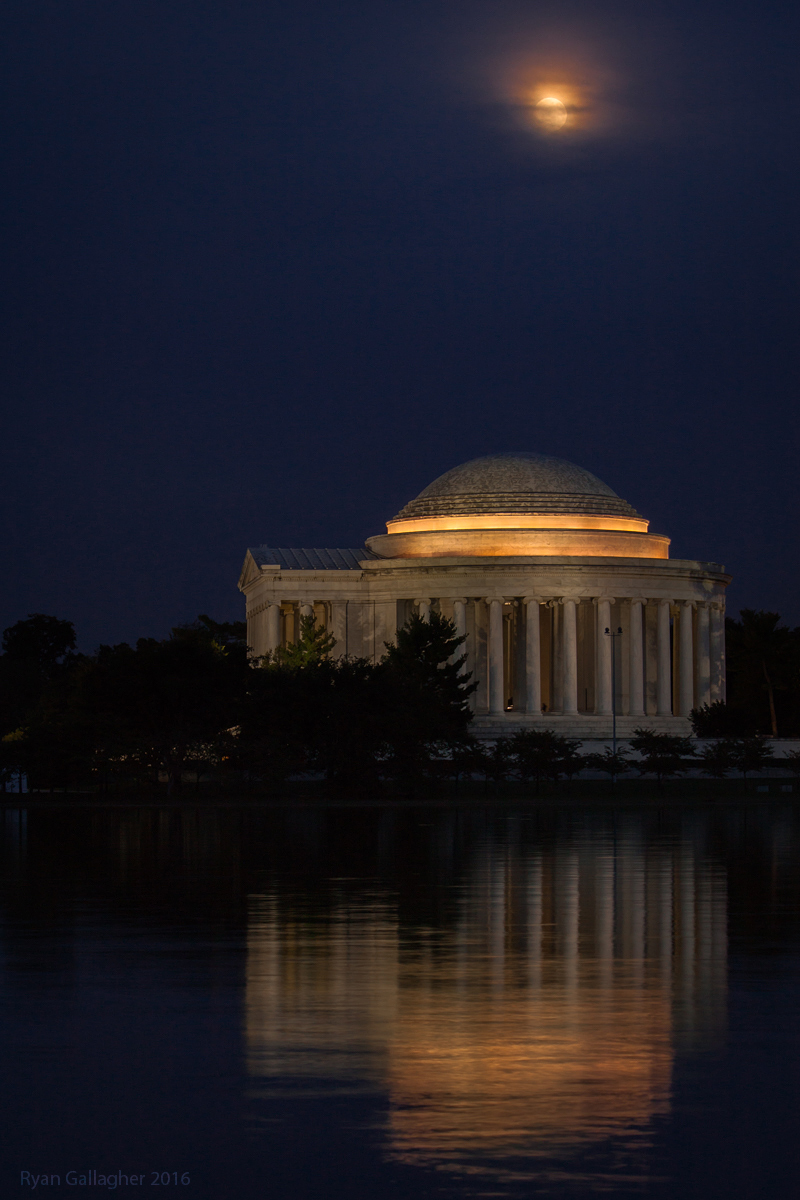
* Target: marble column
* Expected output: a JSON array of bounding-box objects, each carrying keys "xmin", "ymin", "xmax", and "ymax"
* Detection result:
[
  {"xmin": 524, "ymin": 596, "xmax": 542, "ymax": 714},
  {"xmin": 629, "ymin": 598, "xmax": 645, "ymax": 717},
  {"xmin": 452, "ymin": 598, "xmax": 467, "ymax": 675},
  {"xmin": 415, "ymin": 598, "xmax": 431, "ymax": 621},
  {"xmin": 266, "ymin": 603, "xmax": 282, "ymax": 655},
  {"xmin": 487, "ymin": 598, "xmax": 505, "ymax": 715},
  {"xmin": 596, "ymin": 597, "xmax": 613, "ymax": 715},
  {"xmin": 452, "ymin": 598, "xmax": 467, "ymax": 641},
  {"xmin": 299, "ymin": 602, "xmax": 314, "ymax": 620},
  {"xmin": 696, "ymin": 602, "xmax": 711, "ymax": 709},
  {"xmin": 551, "ymin": 601, "xmax": 563, "ymax": 712},
  {"xmin": 283, "ymin": 603, "xmax": 296, "ymax": 647},
  {"xmin": 562, "ymin": 598, "xmax": 579, "ymax": 715},
  {"xmin": 679, "ymin": 601, "xmax": 695, "ymax": 716},
  {"xmin": 330, "ymin": 601, "xmax": 348, "ymax": 658},
  {"xmin": 710, "ymin": 601, "xmax": 726, "ymax": 702},
  {"xmin": 657, "ymin": 599, "xmax": 672, "ymax": 715}
]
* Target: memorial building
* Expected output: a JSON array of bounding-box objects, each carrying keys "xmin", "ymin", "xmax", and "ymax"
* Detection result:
[{"xmin": 238, "ymin": 452, "xmax": 730, "ymax": 737}]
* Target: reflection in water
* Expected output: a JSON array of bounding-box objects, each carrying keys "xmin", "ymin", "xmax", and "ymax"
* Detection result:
[{"xmin": 246, "ymin": 817, "xmax": 727, "ymax": 1182}]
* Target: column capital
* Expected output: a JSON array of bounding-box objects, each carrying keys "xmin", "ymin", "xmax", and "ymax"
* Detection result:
[
  {"xmin": 658, "ymin": 597, "xmax": 673, "ymax": 605},
  {"xmin": 594, "ymin": 595, "xmax": 615, "ymax": 605},
  {"xmin": 680, "ymin": 599, "xmax": 696, "ymax": 609},
  {"xmin": 628, "ymin": 596, "xmax": 648, "ymax": 606},
  {"xmin": 522, "ymin": 595, "xmax": 542, "ymax": 605},
  {"xmin": 484, "ymin": 596, "xmax": 505, "ymax": 605},
  {"xmin": 709, "ymin": 599, "xmax": 725, "ymax": 611},
  {"xmin": 451, "ymin": 597, "xmax": 467, "ymax": 606}
]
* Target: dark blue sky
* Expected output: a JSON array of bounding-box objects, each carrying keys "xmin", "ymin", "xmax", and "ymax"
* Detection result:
[{"xmin": 2, "ymin": 0, "xmax": 798, "ymax": 649}]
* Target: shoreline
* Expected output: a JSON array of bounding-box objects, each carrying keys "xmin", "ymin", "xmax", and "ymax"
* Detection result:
[{"xmin": 2, "ymin": 779, "xmax": 797, "ymax": 809}]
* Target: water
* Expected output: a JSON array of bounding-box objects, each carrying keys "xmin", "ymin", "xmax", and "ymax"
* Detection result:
[{"xmin": 2, "ymin": 801, "xmax": 800, "ymax": 1198}]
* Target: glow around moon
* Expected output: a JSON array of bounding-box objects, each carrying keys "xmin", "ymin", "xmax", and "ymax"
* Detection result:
[{"xmin": 535, "ymin": 96, "xmax": 568, "ymax": 130}]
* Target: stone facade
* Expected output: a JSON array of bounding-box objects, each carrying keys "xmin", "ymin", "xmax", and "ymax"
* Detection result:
[{"xmin": 239, "ymin": 453, "xmax": 731, "ymax": 738}]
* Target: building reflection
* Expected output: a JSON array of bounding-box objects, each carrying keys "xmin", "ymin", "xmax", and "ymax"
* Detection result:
[{"xmin": 245, "ymin": 820, "xmax": 727, "ymax": 1178}]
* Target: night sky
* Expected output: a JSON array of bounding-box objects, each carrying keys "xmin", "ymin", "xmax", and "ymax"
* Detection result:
[{"xmin": 2, "ymin": 0, "xmax": 798, "ymax": 649}]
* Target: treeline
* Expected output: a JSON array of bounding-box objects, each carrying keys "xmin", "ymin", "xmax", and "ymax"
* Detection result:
[
  {"xmin": 0, "ymin": 608, "xmax": 798, "ymax": 796},
  {"xmin": 0, "ymin": 611, "xmax": 475, "ymax": 794}
]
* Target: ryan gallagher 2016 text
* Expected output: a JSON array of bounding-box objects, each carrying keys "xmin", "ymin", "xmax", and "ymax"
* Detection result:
[{"xmin": 20, "ymin": 1172, "xmax": 191, "ymax": 1188}]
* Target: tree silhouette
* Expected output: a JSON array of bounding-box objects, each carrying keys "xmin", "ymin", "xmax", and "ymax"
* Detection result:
[
  {"xmin": 629, "ymin": 728, "xmax": 695, "ymax": 785},
  {"xmin": 726, "ymin": 610, "xmax": 795, "ymax": 736},
  {"xmin": 0, "ymin": 613, "xmax": 78, "ymax": 734},
  {"xmin": 510, "ymin": 729, "xmax": 582, "ymax": 792}
]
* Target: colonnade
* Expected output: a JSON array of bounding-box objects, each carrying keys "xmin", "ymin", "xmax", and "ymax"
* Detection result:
[
  {"xmin": 429, "ymin": 594, "xmax": 725, "ymax": 719},
  {"xmin": 250, "ymin": 592, "xmax": 725, "ymax": 722}
]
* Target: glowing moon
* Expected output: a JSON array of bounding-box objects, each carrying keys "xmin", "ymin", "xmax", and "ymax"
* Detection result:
[{"xmin": 534, "ymin": 96, "xmax": 567, "ymax": 131}]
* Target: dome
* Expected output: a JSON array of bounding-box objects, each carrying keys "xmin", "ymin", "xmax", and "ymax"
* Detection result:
[
  {"xmin": 393, "ymin": 453, "xmax": 643, "ymax": 522},
  {"xmin": 365, "ymin": 451, "xmax": 668, "ymax": 560}
]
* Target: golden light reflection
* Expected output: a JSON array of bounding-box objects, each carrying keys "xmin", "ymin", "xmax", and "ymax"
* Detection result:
[
  {"xmin": 386, "ymin": 965, "xmax": 672, "ymax": 1174},
  {"xmin": 245, "ymin": 833, "xmax": 727, "ymax": 1182}
]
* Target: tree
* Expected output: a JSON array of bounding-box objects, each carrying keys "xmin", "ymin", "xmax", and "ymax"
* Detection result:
[
  {"xmin": 241, "ymin": 651, "xmax": 386, "ymax": 792},
  {"xmin": 730, "ymin": 736, "xmax": 774, "ymax": 782},
  {"xmin": 696, "ymin": 739, "xmax": 739, "ymax": 780},
  {"xmin": 0, "ymin": 613, "xmax": 78, "ymax": 734},
  {"xmin": 191, "ymin": 614, "xmax": 248, "ymax": 649},
  {"xmin": 510, "ymin": 729, "xmax": 582, "ymax": 792},
  {"xmin": 2, "ymin": 612, "xmax": 76, "ymax": 667},
  {"xmin": 483, "ymin": 738, "xmax": 515, "ymax": 789},
  {"xmin": 378, "ymin": 611, "xmax": 477, "ymax": 793},
  {"xmin": 629, "ymin": 728, "xmax": 695, "ymax": 785},
  {"xmin": 690, "ymin": 701, "xmax": 756, "ymax": 738},
  {"xmin": 583, "ymin": 747, "xmax": 631, "ymax": 781},
  {"xmin": 726, "ymin": 610, "xmax": 795, "ymax": 737},
  {"xmin": 380, "ymin": 611, "xmax": 474, "ymax": 718},
  {"xmin": 446, "ymin": 736, "xmax": 488, "ymax": 788},
  {"xmin": 72, "ymin": 626, "xmax": 247, "ymax": 794},
  {"xmin": 270, "ymin": 614, "xmax": 336, "ymax": 668},
  {"xmin": 785, "ymin": 750, "xmax": 800, "ymax": 780}
]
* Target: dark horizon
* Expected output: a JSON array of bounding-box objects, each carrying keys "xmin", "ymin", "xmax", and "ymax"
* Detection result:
[{"xmin": 2, "ymin": 0, "xmax": 798, "ymax": 651}]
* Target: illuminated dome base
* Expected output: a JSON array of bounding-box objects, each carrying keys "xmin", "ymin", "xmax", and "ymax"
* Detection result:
[{"xmin": 367, "ymin": 527, "xmax": 670, "ymax": 560}]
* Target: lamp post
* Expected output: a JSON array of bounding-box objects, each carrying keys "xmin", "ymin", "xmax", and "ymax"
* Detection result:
[{"xmin": 605, "ymin": 625, "xmax": 623, "ymax": 764}]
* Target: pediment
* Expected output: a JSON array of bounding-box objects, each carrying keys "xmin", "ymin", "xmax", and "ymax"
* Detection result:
[{"xmin": 238, "ymin": 550, "xmax": 266, "ymax": 591}]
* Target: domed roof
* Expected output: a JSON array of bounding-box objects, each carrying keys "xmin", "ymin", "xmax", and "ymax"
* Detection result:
[{"xmin": 393, "ymin": 453, "xmax": 643, "ymax": 522}]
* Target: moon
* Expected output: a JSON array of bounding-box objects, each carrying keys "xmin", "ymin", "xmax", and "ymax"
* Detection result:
[{"xmin": 534, "ymin": 96, "xmax": 567, "ymax": 131}]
